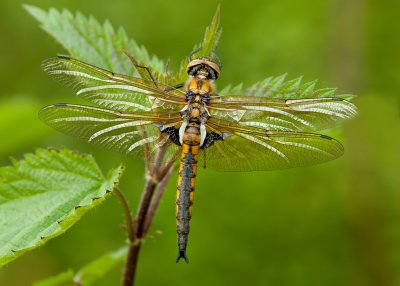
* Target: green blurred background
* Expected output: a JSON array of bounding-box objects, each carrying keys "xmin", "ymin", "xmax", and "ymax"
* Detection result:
[{"xmin": 1, "ymin": 0, "xmax": 399, "ymax": 285}]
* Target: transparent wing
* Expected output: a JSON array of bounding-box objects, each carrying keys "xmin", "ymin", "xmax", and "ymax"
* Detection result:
[
  {"xmin": 42, "ymin": 56, "xmax": 186, "ymax": 112},
  {"xmin": 199, "ymin": 120, "xmax": 343, "ymax": 171},
  {"xmin": 39, "ymin": 103, "xmax": 182, "ymax": 156},
  {"xmin": 208, "ymin": 96, "xmax": 357, "ymax": 132}
]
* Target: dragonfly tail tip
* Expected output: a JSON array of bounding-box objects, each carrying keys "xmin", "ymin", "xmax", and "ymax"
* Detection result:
[{"xmin": 176, "ymin": 251, "xmax": 189, "ymax": 264}]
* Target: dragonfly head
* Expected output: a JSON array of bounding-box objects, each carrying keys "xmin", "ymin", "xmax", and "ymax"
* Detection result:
[{"xmin": 187, "ymin": 58, "xmax": 221, "ymax": 80}]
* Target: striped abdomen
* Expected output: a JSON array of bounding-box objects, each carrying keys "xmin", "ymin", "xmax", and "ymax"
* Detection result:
[{"xmin": 176, "ymin": 123, "xmax": 200, "ymax": 263}]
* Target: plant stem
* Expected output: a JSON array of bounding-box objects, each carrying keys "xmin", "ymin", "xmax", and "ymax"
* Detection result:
[
  {"xmin": 121, "ymin": 147, "xmax": 176, "ymax": 286},
  {"xmin": 114, "ymin": 188, "xmax": 135, "ymax": 242},
  {"xmin": 136, "ymin": 179, "xmax": 158, "ymax": 238},
  {"xmin": 143, "ymin": 166, "xmax": 174, "ymax": 234},
  {"xmin": 121, "ymin": 178, "xmax": 157, "ymax": 286},
  {"xmin": 122, "ymin": 241, "xmax": 141, "ymax": 286}
]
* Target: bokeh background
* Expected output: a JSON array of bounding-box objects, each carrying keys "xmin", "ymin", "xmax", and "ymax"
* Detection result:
[{"xmin": 1, "ymin": 0, "xmax": 399, "ymax": 285}]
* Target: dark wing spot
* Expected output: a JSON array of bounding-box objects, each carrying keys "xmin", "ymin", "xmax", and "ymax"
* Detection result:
[
  {"xmin": 320, "ymin": 134, "xmax": 333, "ymax": 140},
  {"xmin": 57, "ymin": 55, "xmax": 71, "ymax": 60}
]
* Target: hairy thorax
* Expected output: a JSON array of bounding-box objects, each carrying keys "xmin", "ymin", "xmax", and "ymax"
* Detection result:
[{"xmin": 184, "ymin": 77, "xmax": 214, "ymax": 121}]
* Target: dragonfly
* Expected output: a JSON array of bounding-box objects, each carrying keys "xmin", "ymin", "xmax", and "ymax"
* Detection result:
[{"xmin": 39, "ymin": 51, "xmax": 357, "ymax": 263}]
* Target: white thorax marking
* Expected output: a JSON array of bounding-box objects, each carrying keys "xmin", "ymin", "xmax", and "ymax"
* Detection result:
[
  {"xmin": 179, "ymin": 121, "xmax": 188, "ymax": 145},
  {"xmin": 200, "ymin": 123, "xmax": 206, "ymax": 147}
]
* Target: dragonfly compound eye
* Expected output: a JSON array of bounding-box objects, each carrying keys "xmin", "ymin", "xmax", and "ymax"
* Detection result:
[{"xmin": 187, "ymin": 58, "xmax": 220, "ymax": 80}]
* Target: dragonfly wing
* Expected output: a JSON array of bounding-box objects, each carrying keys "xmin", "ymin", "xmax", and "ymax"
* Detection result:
[
  {"xmin": 39, "ymin": 103, "xmax": 182, "ymax": 156},
  {"xmin": 209, "ymin": 96, "xmax": 357, "ymax": 132},
  {"xmin": 200, "ymin": 121, "xmax": 343, "ymax": 171},
  {"xmin": 42, "ymin": 56, "xmax": 186, "ymax": 112}
]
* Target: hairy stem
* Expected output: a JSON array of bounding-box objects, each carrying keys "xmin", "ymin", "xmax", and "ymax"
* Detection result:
[
  {"xmin": 136, "ymin": 179, "xmax": 158, "ymax": 238},
  {"xmin": 121, "ymin": 174, "xmax": 158, "ymax": 286},
  {"xmin": 114, "ymin": 188, "xmax": 135, "ymax": 242},
  {"xmin": 144, "ymin": 166, "xmax": 174, "ymax": 234}
]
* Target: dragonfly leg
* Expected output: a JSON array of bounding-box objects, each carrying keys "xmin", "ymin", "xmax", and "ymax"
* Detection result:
[
  {"xmin": 134, "ymin": 64, "xmax": 158, "ymax": 87},
  {"xmin": 188, "ymin": 46, "xmax": 203, "ymax": 62},
  {"xmin": 165, "ymin": 82, "xmax": 185, "ymax": 92},
  {"xmin": 123, "ymin": 49, "xmax": 158, "ymax": 87},
  {"xmin": 171, "ymin": 82, "xmax": 185, "ymax": 89},
  {"xmin": 211, "ymin": 51, "xmax": 222, "ymax": 68}
]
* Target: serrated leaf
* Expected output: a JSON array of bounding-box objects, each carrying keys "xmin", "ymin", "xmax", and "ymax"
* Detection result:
[
  {"xmin": 222, "ymin": 74, "xmax": 356, "ymax": 101},
  {"xmin": 25, "ymin": 4, "xmax": 355, "ymax": 104},
  {"xmin": 24, "ymin": 5, "xmax": 164, "ymax": 77},
  {"xmin": 269, "ymin": 74, "xmax": 287, "ymax": 89},
  {"xmin": 337, "ymin": 94, "xmax": 356, "ymax": 100},
  {"xmin": 219, "ymin": 83, "xmax": 244, "ymax": 96},
  {"xmin": 195, "ymin": 5, "xmax": 222, "ymax": 59},
  {"xmin": 312, "ymin": 87, "xmax": 337, "ymax": 98},
  {"xmin": 246, "ymin": 77, "xmax": 273, "ymax": 97},
  {"xmin": 230, "ymin": 83, "xmax": 244, "ymax": 94},
  {"xmin": 33, "ymin": 247, "xmax": 127, "ymax": 286},
  {"xmin": 0, "ymin": 148, "xmax": 124, "ymax": 266},
  {"xmin": 175, "ymin": 6, "xmax": 222, "ymax": 83},
  {"xmin": 218, "ymin": 84, "xmax": 232, "ymax": 95},
  {"xmin": 298, "ymin": 80, "xmax": 317, "ymax": 98},
  {"xmin": 26, "ymin": 4, "xmax": 223, "ymax": 88},
  {"xmin": 283, "ymin": 76, "xmax": 303, "ymax": 91}
]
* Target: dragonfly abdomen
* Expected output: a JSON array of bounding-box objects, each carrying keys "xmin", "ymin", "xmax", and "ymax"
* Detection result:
[{"xmin": 176, "ymin": 124, "xmax": 200, "ymax": 263}]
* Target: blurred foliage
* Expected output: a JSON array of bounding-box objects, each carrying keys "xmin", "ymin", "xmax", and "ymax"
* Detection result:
[
  {"xmin": 33, "ymin": 246, "xmax": 127, "ymax": 286},
  {"xmin": 0, "ymin": 0, "xmax": 399, "ymax": 286},
  {"xmin": 0, "ymin": 97, "xmax": 50, "ymax": 159}
]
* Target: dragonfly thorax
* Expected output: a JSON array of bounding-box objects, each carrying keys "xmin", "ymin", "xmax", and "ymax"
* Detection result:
[
  {"xmin": 178, "ymin": 77, "xmax": 213, "ymax": 147},
  {"xmin": 185, "ymin": 78, "xmax": 214, "ymax": 98},
  {"xmin": 182, "ymin": 79, "xmax": 212, "ymax": 121}
]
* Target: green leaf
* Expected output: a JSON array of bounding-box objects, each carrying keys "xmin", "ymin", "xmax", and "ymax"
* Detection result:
[
  {"xmin": 220, "ymin": 74, "xmax": 356, "ymax": 100},
  {"xmin": 298, "ymin": 79, "xmax": 317, "ymax": 97},
  {"xmin": 24, "ymin": 5, "xmax": 165, "ymax": 77},
  {"xmin": 312, "ymin": 87, "xmax": 337, "ymax": 98},
  {"xmin": 25, "ymin": 4, "xmax": 355, "ymax": 102},
  {"xmin": 175, "ymin": 5, "xmax": 222, "ymax": 83},
  {"xmin": 0, "ymin": 148, "xmax": 124, "ymax": 266},
  {"xmin": 195, "ymin": 4, "xmax": 222, "ymax": 59},
  {"xmin": 33, "ymin": 247, "xmax": 128, "ymax": 286},
  {"xmin": 25, "ymin": 4, "xmax": 223, "ymax": 87}
]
